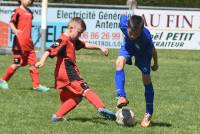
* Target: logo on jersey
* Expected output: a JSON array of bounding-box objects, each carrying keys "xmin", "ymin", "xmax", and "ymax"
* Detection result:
[
  {"xmin": 13, "ymin": 58, "xmax": 20, "ymax": 64},
  {"xmin": 135, "ymin": 43, "xmax": 140, "ymax": 50},
  {"xmin": 51, "ymin": 39, "xmax": 62, "ymax": 48}
]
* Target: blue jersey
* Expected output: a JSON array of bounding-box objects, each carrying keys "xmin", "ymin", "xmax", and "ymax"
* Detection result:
[
  {"xmin": 119, "ymin": 15, "xmax": 154, "ymax": 74},
  {"xmin": 119, "ymin": 15, "xmax": 154, "ymax": 58}
]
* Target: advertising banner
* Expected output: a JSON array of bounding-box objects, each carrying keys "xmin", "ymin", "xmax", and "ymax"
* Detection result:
[
  {"xmin": 0, "ymin": 6, "xmax": 132, "ymax": 48},
  {"xmin": 0, "ymin": 5, "xmax": 200, "ymax": 50}
]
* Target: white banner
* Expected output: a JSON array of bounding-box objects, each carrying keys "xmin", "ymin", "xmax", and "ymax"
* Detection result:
[
  {"xmin": 0, "ymin": 6, "xmax": 133, "ymax": 48},
  {"xmin": 0, "ymin": 5, "xmax": 200, "ymax": 50},
  {"xmin": 46, "ymin": 8, "xmax": 133, "ymax": 48}
]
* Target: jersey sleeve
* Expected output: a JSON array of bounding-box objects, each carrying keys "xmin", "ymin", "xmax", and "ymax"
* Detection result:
[
  {"xmin": 75, "ymin": 40, "xmax": 85, "ymax": 50},
  {"xmin": 145, "ymin": 28, "xmax": 155, "ymax": 49},
  {"xmin": 119, "ymin": 15, "xmax": 129, "ymax": 36},
  {"xmin": 46, "ymin": 39, "xmax": 64, "ymax": 58},
  {"xmin": 27, "ymin": 8, "xmax": 34, "ymax": 20},
  {"xmin": 10, "ymin": 9, "xmax": 19, "ymax": 25}
]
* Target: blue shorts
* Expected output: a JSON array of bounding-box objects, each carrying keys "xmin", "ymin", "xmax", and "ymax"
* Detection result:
[{"xmin": 119, "ymin": 45, "xmax": 152, "ymax": 75}]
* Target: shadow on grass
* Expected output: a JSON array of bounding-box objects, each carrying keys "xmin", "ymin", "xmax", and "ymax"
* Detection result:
[
  {"xmin": 67, "ymin": 117, "xmax": 111, "ymax": 125},
  {"xmin": 133, "ymin": 120, "xmax": 172, "ymax": 128},
  {"xmin": 151, "ymin": 121, "xmax": 172, "ymax": 127}
]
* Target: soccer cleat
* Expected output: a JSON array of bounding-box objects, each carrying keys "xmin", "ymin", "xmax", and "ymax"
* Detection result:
[
  {"xmin": 140, "ymin": 113, "xmax": 152, "ymax": 128},
  {"xmin": 51, "ymin": 114, "xmax": 65, "ymax": 122},
  {"xmin": 32, "ymin": 85, "xmax": 49, "ymax": 92},
  {"xmin": 117, "ymin": 97, "xmax": 129, "ymax": 108},
  {"xmin": 98, "ymin": 108, "xmax": 116, "ymax": 120},
  {"xmin": 0, "ymin": 80, "xmax": 9, "ymax": 90}
]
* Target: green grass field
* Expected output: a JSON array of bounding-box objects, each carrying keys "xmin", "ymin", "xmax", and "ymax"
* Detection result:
[{"xmin": 0, "ymin": 49, "xmax": 200, "ymax": 134}]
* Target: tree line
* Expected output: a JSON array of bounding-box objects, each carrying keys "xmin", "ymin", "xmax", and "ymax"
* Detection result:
[
  {"xmin": 48, "ymin": 0, "xmax": 200, "ymax": 8},
  {"xmin": 2, "ymin": 0, "xmax": 200, "ymax": 8}
]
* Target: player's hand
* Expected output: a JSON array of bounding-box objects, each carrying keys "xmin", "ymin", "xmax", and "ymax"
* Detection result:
[
  {"xmin": 100, "ymin": 47, "xmax": 109, "ymax": 56},
  {"xmin": 35, "ymin": 61, "xmax": 45, "ymax": 68},
  {"xmin": 151, "ymin": 64, "xmax": 159, "ymax": 71},
  {"xmin": 14, "ymin": 29, "xmax": 22, "ymax": 36}
]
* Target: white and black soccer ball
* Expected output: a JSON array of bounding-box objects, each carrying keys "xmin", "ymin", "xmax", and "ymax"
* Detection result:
[{"xmin": 115, "ymin": 108, "xmax": 135, "ymax": 126}]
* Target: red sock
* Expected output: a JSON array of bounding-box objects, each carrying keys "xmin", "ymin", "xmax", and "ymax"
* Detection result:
[
  {"xmin": 56, "ymin": 89, "xmax": 82, "ymax": 117},
  {"xmin": 2, "ymin": 66, "xmax": 16, "ymax": 81},
  {"xmin": 56, "ymin": 98, "xmax": 78, "ymax": 117},
  {"xmin": 29, "ymin": 66, "xmax": 40, "ymax": 87},
  {"xmin": 83, "ymin": 88, "xmax": 105, "ymax": 109}
]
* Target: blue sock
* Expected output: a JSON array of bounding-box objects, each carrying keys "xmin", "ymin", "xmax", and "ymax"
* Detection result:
[
  {"xmin": 115, "ymin": 70, "xmax": 126, "ymax": 97},
  {"xmin": 144, "ymin": 83, "xmax": 154, "ymax": 115}
]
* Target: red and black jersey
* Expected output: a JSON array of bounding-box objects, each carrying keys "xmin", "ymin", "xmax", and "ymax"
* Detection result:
[
  {"xmin": 47, "ymin": 33, "xmax": 85, "ymax": 89},
  {"xmin": 10, "ymin": 7, "xmax": 34, "ymax": 51}
]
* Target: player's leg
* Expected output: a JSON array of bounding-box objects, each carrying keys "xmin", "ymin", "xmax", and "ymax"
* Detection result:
[
  {"xmin": 65, "ymin": 80, "xmax": 115, "ymax": 120},
  {"xmin": 83, "ymin": 88, "xmax": 116, "ymax": 120},
  {"xmin": 52, "ymin": 88, "xmax": 82, "ymax": 122},
  {"xmin": 1, "ymin": 64, "xmax": 19, "ymax": 81},
  {"xmin": 115, "ymin": 56, "xmax": 126, "ymax": 96},
  {"xmin": 28, "ymin": 51, "xmax": 49, "ymax": 91},
  {"xmin": 0, "ymin": 52, "xmax": 22, "ymax": 90},
  {"xmin": 28, "ymin": 51, "xmax": 40, "ymax": 88},
  {"xmin": 135, "ymin": 57, "xmax": 154, "ymax": 127},
  {"xmin": 71, "ymin": 81, "xmax": 115, "ymax": 120},
  {"xmin": 66, "ymin": 80, "xmax": 105, "ymax": 109},
  {"xmin": 141, "ymin": 74, "xmax": 154, "ymax": 128},
  {"xmin": 142, "ymin": 74, "xmax": 154, "ymax": 116},
  {"xmin": 83, "ymin": 88, "xmax": 105, "ymax": 109},
  {"xmin": 115, "ymin": 56, "xmax": 130, "ymax": 108},
  {"xmin": 29, "ymin": 65, "xmax": 40, "ymax": 87},
  {"xmin": 115, "ymin": 45, "xmax": 132, "ymax": 108}
]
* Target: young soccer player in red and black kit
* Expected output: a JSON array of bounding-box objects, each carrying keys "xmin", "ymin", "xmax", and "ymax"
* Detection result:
[
  {"xmin": 35, "ymin": 17, "xmax": 116, "ymax": 121},
  {"xmin": 0, "ymin": 0, "xmax": 49, "ymax": 91}
]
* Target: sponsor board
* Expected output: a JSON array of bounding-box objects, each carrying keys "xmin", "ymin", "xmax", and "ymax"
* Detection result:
[{"xmin": 0, "ymin": 5, "xmax": 200, "ymax": 50}]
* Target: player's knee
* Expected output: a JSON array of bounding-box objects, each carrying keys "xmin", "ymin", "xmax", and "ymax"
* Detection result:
[
  {"xmin": 116, "ymin": 57, "xmax": 126, "ymax": 70},
  {"xmin": 142, "ymin": 75, "xmax": 151, "ymax": 85},
  {"xmin": 144, "ymin": 80, "xmax": 151, "ymax": 85},
  {"xmin": 11, "ymin": 64, "xmax": 21, "ymax": 69},
  {"xmin": 29, "ymin": 65, "xmax": 38, "ymax": 72},
  {"xmin": 74, "ymin": 96, "xmax": 82, "ymax": 104}
]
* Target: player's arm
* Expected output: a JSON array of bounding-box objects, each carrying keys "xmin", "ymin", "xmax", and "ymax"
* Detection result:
[
  {"xmin": 9, "ymin": 10, "xmax": 21, "ymax": 35},
  {"xmin": 35, "ymin": 39, "xmax": 63, "ymax": 68},
  {"xmin": 84, "ymin": 42, "xmax": 109, "ymax": 56},
  {"xmin": 151, "ymin": 47, "xmax": 159, "ymax": 71},
  {"xmin": 10, "ymin": 22, "xmax": 20, "ymax": 35},
  {"xmin": 119, "ymin": 15, "xmax": 129, "ymax": 36},
  {"xmin": 146, "ymin": 28, "xmax": 158, "ymax": 71},
  {"xmin": 35, "ymin": 51, "xmax": 50, "ymax": 68}
]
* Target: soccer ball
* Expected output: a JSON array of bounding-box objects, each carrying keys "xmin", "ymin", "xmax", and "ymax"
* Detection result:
[{"xmin": 115, "ymin": 108, "xmax": 135, "ymax": 126}]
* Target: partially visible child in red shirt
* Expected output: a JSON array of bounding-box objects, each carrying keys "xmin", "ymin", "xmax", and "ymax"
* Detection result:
[
  {"xmin": 0, "ymin": 0, "xmax": 49, "ymax": 91},
  {"xmin": 35, "ymin": 17, "xmax": 116, "ymax": 121}
]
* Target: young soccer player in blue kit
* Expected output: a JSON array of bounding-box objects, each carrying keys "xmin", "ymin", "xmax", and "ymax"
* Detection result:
[{"xmin": 115, "ymin": 15, "xmax": 159, "ymax": 128}]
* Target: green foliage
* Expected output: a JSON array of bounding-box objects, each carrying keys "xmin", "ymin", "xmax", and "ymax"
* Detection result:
[
  {"xmin": 2, "ymin": 0, "xmax": 200, "ymax": 7},
  {"xmin": 139, "ymin": 0, "xmax": 200, "ymax": 8},
  {"xmin": 0, "ymin": 49, "xmax": 200, "ymax": 134},
  {"xmin": 48, "ymin": 0, "xmax": 125, "ymax": 5}
]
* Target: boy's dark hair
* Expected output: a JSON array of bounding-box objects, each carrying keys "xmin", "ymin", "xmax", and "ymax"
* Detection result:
[
  {"xmin": 17, "ymin": 0, "xmax": 34, "ymax": 5},
  {"xmin": 17, "ymin": 0, "xmax": 21, "ymax": 5},
  {"xmin": 128, "ymin": 15, "xmax": 144, "ymax": 32},
  {"xmin": 70, "ymin": 17, "xmax": 86, "ymax": 32},
  {"xmin": 31, "ymin": 0, "xmax": 34, "ymax": 4}
]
